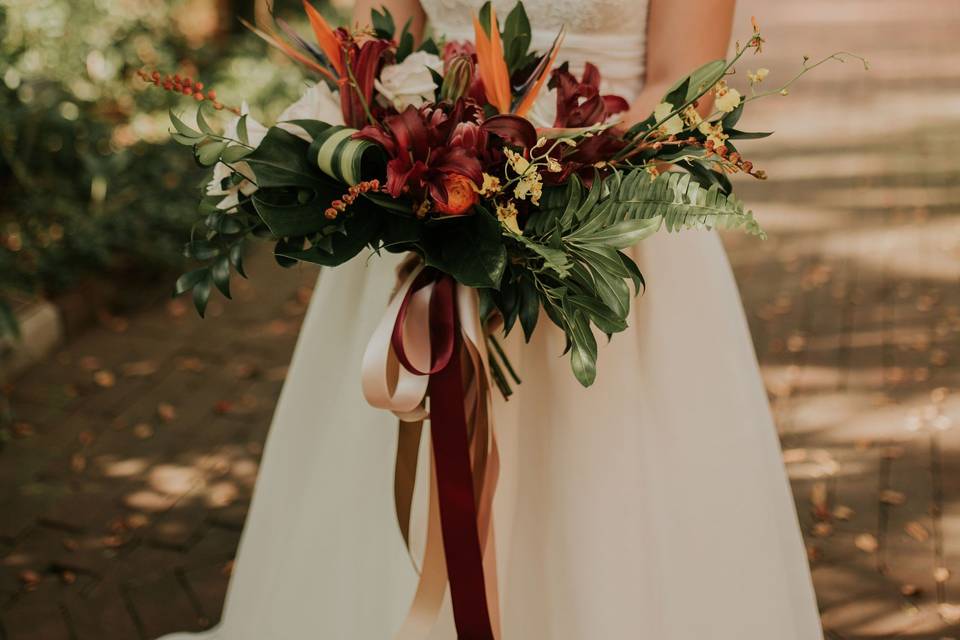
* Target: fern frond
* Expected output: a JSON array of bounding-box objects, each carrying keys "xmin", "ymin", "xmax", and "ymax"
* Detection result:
[{"xmin": 565, "ymin": 170, "xmax": 766, "ymax": 243}]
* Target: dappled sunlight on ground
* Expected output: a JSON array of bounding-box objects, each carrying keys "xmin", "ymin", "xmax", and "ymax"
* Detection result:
[{"xmin": 726, "ymin": 1, "xmax": 960, "ymax": 636}]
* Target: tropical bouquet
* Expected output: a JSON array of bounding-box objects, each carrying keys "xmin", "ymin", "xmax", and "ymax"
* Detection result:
[{"xmin": 141, "ymin": 3, "xmax": 856, "ymax": 389}]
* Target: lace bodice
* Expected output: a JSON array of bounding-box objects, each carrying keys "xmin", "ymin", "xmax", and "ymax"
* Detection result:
[{"xmin": 420, "ymin": 0, "xmax": 650, "ymax": 100}]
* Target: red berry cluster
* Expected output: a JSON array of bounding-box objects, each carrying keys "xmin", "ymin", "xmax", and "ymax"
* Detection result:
[
  {"xmin": 324, "ymin": 179, "xmax": 382, "ymax": 220},
  {"xmin": 703, "ymin": 139, "xmax": 763, "ymax": 177},
  {"xmin": 136, "ymin": 69, "xmax": 240, "ymax": 115}
]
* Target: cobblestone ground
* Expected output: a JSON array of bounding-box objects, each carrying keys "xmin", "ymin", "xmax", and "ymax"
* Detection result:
[{"xmin": 2, "ymin": 1, "xmax": 959, "ymax": 638}]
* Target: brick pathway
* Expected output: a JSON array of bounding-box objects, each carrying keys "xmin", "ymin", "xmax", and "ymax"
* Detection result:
[
  {"xmin": 2, "ymin": 1, "xmax": 959, "ymax": 638},
  {"xmin": 0, "ymin": 248, "xmax": 316, "ymax": 639}
]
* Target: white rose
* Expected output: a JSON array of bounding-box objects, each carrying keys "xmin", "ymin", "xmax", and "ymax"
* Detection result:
[
  {"xmin": 526, "ymin": 86, "xmax": 557, "ymax": 129},
  {"xmin": 374, "ymin": 51, "xmax": 443, "ymax": 112},
  {"xmin": 277, "ymin": 82, "xmax": 344, "ymax": 141},
  {"xmin": 206, "ymin": 102, "xmax": 268, "ymax": 210}
]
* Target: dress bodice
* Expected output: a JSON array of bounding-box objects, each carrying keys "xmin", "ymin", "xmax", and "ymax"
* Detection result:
[{"xmin": 420, "ymin": 0, "xmax": 650, "ymax": 100}]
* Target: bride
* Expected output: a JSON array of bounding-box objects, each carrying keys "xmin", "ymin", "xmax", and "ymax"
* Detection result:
[{"xmin": 165, "ymin": 0, "xmax": 822, "ymax": 638}]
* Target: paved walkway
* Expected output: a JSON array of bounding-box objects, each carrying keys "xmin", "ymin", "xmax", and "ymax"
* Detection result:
[{"xmin": 2, "ymin": 1, "xmax": 959, "ymax": 638}]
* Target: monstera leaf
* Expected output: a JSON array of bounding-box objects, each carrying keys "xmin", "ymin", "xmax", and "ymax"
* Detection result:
[{"xmin": 243, "ymin": 127, "xmax": 344, "ymax": 238}]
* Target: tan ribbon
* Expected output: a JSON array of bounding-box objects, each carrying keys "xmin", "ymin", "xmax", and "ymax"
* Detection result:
[{"xmin": 361, "ymin": 264, "xmax": 502, "ymax": 639}]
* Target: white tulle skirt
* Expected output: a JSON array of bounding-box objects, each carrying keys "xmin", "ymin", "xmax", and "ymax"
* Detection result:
[{"xmin": 162, "ymin": 230, "xmax": 822, "ymax": 639}]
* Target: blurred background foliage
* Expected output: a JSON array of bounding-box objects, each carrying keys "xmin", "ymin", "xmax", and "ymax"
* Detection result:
[{"xmin": 0, "ymin": 0, "xmax": 346, "ymax": 334}]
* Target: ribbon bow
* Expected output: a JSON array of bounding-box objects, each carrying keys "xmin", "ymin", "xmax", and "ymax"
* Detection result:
[{"xmin": 362, "ymin": 264, "xmax": 501, "ymax": 639}]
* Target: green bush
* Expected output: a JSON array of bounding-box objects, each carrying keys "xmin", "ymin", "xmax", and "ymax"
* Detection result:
[{"xmin": 0, "ymin": 0, "xmax": 309, "ymax": 335}]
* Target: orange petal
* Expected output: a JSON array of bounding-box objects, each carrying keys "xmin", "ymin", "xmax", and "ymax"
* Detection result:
[
  {"xmin": 303, "ymin": 0, "xmax": 345, "ymax": 77},
  {"xmin": 515, "ymin": 27, "xmax": 565, "ymax": 117},
  {"xmin": 486, "ymin": 5, "xmax": 512, "ymax": 112},
  {"xmin": 472, "ymin": 14, "xmax": 500, "ymax": 109},
  {"xmin": 472, "ymin": 7, "xmax": 511, "ymax": 113}
]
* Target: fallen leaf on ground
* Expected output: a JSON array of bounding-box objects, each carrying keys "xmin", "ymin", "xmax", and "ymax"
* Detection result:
[
  {"xmin": 934, "ymin": 567, "xmax": 951, "ymax": 583},
  {"xmin": 833, "ymin": 505, "xmax": 854, "ymax": 521},
  {"xmin": 937, "ymin": 603, "xmax": 960, "ymax": 624},
  {"xmin": 213, "ymin": 400, "xmax": 234, "ymax": 415},
  {"xmin": 176, "ymin": 356, "xmax": 206, "ymax": 372},
  {"xmin": 905, "ymin": 521, "xmax": 930, "ymax": 542},
  {"xmin": 122, "ymin": 360, "xmax": 159, "ymax": 377},
  {"xmin": 126, "ymin": 513, "xmax": 149, "ymax": 529},
  {"xmin": 70, "ymin": 453, "xmax": 86, "ymax": 473},
  {"xmin": 900, "ymin": 584, "xmax": 921, "ymax": 597},
  {"xmin": 880, "ymin": 490, "xmax": 906, "ymax": 506},
  {"xmin": 810, "ymin": 482, "xmax": 829, "ymax": 519},
  {"xmin": 156, "ymin": 402, "xmax": 177, "ymax": 422},
  {"xmin": 12, "ymin": 422, "xmax": 34, "ymax": 438},
  {"xmin": 812, "ymin": 522, "xmax": 833, "ymax": 538},
  {"xmin": 93, "ymin": 370, "xmax": 116, "ymax": 388},
  {"xmin": 783, "ymin": 449, "xmax": 807, "ymax": 464},
  {"xmin": 132, "ymin": 423, "xmax": 154, "ymax": 439},
  {"xmin": 79, "ymin": 356, "xmax": 101, "ymax": 371},
  {"xmin": 855, "ymin": 533, "xmax": 879, "ymax": 553},
  {"xmin": 18, "ymin": 570, "xmax": 41, "ymax": 588}
]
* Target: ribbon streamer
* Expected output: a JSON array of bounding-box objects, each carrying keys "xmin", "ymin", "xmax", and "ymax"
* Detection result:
[{"xmin": 362, "ymin": 264, "xmax": 501, "ymax": 639}]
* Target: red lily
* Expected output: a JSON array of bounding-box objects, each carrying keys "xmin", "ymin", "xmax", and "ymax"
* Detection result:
[
  {"xmin": 354, "ymin": 100, "xmax": 536, "ymax": 215},
  {"xmin": 550, "ymin": 62, "xmax": 629, "ymax": 128},
  {"xmin": 340, "ymin": 38, "xmax": 393, "ymax": 129}
]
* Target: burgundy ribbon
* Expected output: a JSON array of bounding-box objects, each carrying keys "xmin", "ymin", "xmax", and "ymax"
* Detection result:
[{"xmin": 392, "ymin": 268, "xmax": 495, "ymax": 640}]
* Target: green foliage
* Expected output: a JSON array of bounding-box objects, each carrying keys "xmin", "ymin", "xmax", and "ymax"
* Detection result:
[
  {"xmin": 496, "ymin": 168, "xmax": 763, "ymax": 386},
  {"xmin": 0, "ymin": 0, "xmax": 309, "ymax": 337}
]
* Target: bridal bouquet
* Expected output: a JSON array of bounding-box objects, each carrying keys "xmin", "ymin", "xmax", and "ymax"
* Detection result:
[
  {"xmin": 148, "ymin": 3, "xmax": 801, "ymax": 390},
  {"xmin": 144, "ymin": 3, "xmax": 861, "ymax": 636}
]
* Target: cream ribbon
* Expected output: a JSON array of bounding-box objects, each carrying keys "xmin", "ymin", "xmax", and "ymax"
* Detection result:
[{"xmin": 361, "ymin": 264, "xmax": 502, "ymax": 639}]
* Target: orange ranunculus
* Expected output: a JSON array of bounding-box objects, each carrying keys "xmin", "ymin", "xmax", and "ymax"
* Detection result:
[{"xmin": 433, "ymin": 174, "xmax": 479, "ymax": 216}]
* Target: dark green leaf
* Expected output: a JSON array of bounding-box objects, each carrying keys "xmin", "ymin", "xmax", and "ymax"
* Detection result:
[
  {"xmin": 211, "ymin": 255, "xmax": 232, "ymax": 299},
  {"xmin": 246, "ymin": 127, "xmax": 345, "ymax": 237},
  {"xmin": 517, "ymin": 275, "xmax": 539, "ymax": 342},
  {"xmin": 192, "ymin": 274, "xmax": 213, "ymax": 317},
  {"xmin": 175, "ymin": 268, "xmax": 208, "ymax": 296},
  {"xmin": 278, "ymin": 207, "xmax": 380, "ymax": 267},
  {"xmin": 371, "ymin": 6, "xmax": 395, "ymax": 39},
  {"xmin": 396, "ymin": 18, "xmax": 414, "ymax": 62},
  {"xmin": 422, "ymin": 207, "xmax": 507, "ymax": 289},
  {"xmin": 503, "ymin": 2, "xmax": 532, "ymax": 73},
  {"xmin": 419, "ymin": 38, "xmax": 439, "ymax": 55},
  {"xmin": 229, "ymin": 242, "xmax": 247, "ymax": 278},
  {"xmin": 618, "ymin": 251, "xmax": 645, "ymax": 295},
  {"xmin": 725, "ymin": 128, "xmax": 773, "ymax": 140}
]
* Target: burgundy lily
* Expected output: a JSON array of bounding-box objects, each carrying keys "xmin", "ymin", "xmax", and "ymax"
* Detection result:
[
  {"xmin": 354, "ymin": 100, "xmax": 536, "ymax": 216},
  {"xmin": 340, "ymin": 37, "xmax": 393, "ymax": 129},
  {"xmin": 550, "ymin": 62, "xmax": 629, "ymax": 128}
]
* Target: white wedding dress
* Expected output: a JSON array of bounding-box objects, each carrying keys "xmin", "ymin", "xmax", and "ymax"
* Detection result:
[{"xmin": 164, "ymin": 0, "xmax": 823, "ymax": 638}]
